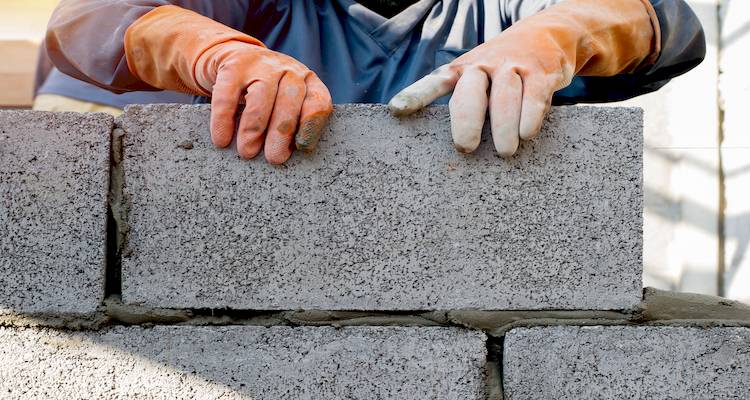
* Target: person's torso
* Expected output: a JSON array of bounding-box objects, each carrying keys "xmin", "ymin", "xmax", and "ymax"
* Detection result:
[{"xmin": 242, "ymin": 0, "xmax": 515, "ymax": 103}]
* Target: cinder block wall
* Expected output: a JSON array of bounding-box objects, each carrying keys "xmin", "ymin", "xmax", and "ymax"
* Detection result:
[{"xmin": 0, "ymin": 105, "xmax": 748, "ymax": 399}]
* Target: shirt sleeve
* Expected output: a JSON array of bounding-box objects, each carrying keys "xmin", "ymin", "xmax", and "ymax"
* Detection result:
[
  {"xmin": 45, "ymin": 0, "xmax": 251, "ymax": 93},
  {"xmin": 34, "ymin": 41, "xmax": 54, "ymax": 96},
  {"xmin": 501, "ymin": 0, "xmax": 707, "ymax": 104}
]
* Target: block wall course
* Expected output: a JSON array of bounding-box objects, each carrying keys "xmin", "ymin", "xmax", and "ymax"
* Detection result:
[{"xmin": 0, "ymin": 325, "xmax": 486, "ymax": 399}]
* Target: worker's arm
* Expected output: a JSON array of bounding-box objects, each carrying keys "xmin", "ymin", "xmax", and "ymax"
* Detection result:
[
  {"xmin": 45, "ymin": 0, "xmax": 249, "ymax": 93},
  {"xmin": 46, "ymin": 1, "xmax": 332, "ymax": 164},
  {"xmin": 506, "ymin": 0, "xmax": 706, "ymax": 104},
  {"xmin": 390, "ymin": 0, "xmax": 705, "ymax": 156},
  {"xmin": 33, "ymin": 41, "xmax": 54, "ymax": 96}
]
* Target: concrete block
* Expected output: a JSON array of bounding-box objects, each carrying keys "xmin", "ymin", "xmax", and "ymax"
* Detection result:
[
  {"xmin": 0, "ymin": 111, "xmax": 110, "ymax": 316},
  {"xmin": 120, "ymin": 104, "xmax": 642, "ymax": 310},
  {"xmin": 0, "ymin": 326, "xmax": 486, "ymax": 399},
  {"xmin": 503, "ymin": 326, "xmax": 750, "ymax": 399}
]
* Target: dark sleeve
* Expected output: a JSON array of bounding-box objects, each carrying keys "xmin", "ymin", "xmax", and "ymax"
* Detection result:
[
  {"xmin": 45, "ymin": 0, "xmax": 251, "ymax": 93},
  {"xmin": 501, "ymin": 0, "xmax": 707, "ymax": 104},
  {"xmin": 34, "ymin": 41, "xmax": 54, "ymax": 96}
]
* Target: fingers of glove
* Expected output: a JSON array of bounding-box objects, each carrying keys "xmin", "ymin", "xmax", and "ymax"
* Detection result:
[
  {"xmin": 210, "ymin": 73, "xmax": 244, "ymax": 148},
  {"xmin": 236, "ymin": 80, "xmax": 276, "ymax": 159},
  {"xmin": 489, "ymin": 70, "xmax": 522, "ymax": 157},
  {"xmin": 265, "ymin": 73, "xmax": 306, "ymax": 165},
  {"xmin": 519, "ymin": 75, "xmax": 556, "ymax": 141},
  {"xmin": 388, "ymin": 66, "xmax": 459, "ymax": 116},
  {"xmin": 448, "ymin": 67, "xmax": 489, "ymax": 153},
  {"xmin": 295, "ymin": 74, "xmax": 333, "ymax": 152}
]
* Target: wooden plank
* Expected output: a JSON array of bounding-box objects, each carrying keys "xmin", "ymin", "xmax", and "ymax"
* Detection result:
[
  {"xmin": 0, "ymin": 0, "xmax": 59, "ymax": 107},
  {"xmin": 0, "ymin": 40, "xmax": 40, "ymax": 107}
]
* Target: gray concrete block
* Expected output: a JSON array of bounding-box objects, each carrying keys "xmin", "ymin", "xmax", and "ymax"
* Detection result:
[
  {"xmin": 503, "ymin": 326, "xmax": 750, "ymax": 399},
  {"xmin": 0, "ymin": 111, "xmax": 111, "ymax": 316},
  {"xmin": 121, "ymin": 104, "xmax": 642, "ymax": 310},
  {"xmin": 0, "ymin": 326, "xmax": 486, "ymax": 399}
]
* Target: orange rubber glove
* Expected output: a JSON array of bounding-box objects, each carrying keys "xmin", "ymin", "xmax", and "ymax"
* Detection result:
[
  {"xmin": 125, "ymin": 5, "xmax": 332, "ymax": 164},
  {"xmin": 388, "ymin": 0, "xmax": 660, "ymax": 156}
]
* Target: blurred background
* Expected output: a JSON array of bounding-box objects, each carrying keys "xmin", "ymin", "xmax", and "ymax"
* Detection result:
[
  {"xmin": 0, "ymin": 0, "xmax": 58, "ymax": 108},
  {"xmin": 0, "ymin": 0, "xmax": 747, "ymax": 302}
]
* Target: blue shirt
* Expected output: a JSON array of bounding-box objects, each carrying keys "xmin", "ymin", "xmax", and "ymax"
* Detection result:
[{"xmin": 38, "ymin": 68, "xmax": 192, "ymax": 108}]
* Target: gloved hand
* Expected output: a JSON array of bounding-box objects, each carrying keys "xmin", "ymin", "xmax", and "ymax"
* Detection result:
[
  {"xmin": 125, "ymin": 5, "xmax": 332, "ymax": 164},
  {"xmin": 388, "ymin": 0, "xmax": 660, "ymax": 156}
]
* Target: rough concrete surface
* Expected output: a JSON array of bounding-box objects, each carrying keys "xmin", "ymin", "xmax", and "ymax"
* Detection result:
[
  {"xmin": 0, "ymin": 111, "xmax": 111, "ymax": 316},
  {"xmin": 503, "ymin": 326, "xmax": 750, "ymax": 399},
  {"xmin": 120, "ymin": 104, "xmax": 642, "ymax": 310},
  {"xmin": 0, "ymin": 326, "xmax": 486, "ymax": 399}
]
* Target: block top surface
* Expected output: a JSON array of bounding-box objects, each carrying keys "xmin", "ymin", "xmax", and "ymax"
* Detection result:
[{"xmin": 120, "ymin": 104, "xmax": 642, "ymax": 311}]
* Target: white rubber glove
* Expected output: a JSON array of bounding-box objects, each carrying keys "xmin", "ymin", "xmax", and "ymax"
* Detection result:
[{"xmin": 388, "ymin": 0, "xmax": 660, "ymax": 156}]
